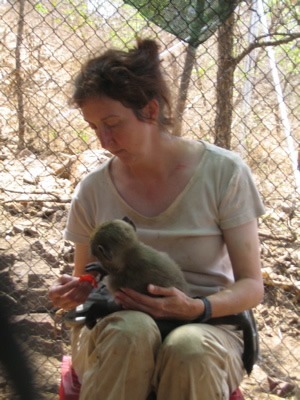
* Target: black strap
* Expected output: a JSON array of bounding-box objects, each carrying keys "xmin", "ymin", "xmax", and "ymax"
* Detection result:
[{"xmin": 65, "ymin": 286, "xmax": 259, "ymax": 375}]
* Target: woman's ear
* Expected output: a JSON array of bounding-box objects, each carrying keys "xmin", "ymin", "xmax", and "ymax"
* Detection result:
[{"xmin": 142, "ymin": 99, "xmax": 159, "ymax": 122}]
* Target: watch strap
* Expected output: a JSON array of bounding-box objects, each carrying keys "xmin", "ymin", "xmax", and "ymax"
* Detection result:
[{"xmin": 196, "ymin": 297, "xmax": 212, "ymax": 323}]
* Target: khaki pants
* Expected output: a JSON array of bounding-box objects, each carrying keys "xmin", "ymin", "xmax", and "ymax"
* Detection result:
[{"xmin": 71, "ymin": 311, "xmax": 244, "ymax": 400}]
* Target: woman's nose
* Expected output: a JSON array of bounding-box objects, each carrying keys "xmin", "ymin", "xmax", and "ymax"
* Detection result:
[{"xmin": 96, "ymin": 127, "xmax": 113, "ymax": 148}]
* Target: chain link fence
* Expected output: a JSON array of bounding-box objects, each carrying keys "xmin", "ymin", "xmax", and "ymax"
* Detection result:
[{"xmin": 0, "ymin": 0, "xmax": 299, "ymax": 398}]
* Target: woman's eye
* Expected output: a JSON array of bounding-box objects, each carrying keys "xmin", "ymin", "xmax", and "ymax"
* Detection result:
[
  {"xmin": 87, "ymin": 119, "xmax": 121, "ymax": 132},
  {"xmin": 105, "ymin": 121, "xmax": 120, "ymax": 129}
]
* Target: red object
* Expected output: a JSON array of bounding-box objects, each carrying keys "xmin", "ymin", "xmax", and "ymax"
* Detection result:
[
  {"xmin": 59, "ymin": 356, "xmax": 245, "ymax": 400},
  {"xmin": 79, "ymin": 274, "xmax": 97, "ymax": 288},
  {"xmin": 59, "ymin": 356, "xmax": 81, "ymax": 400},
  {"xmin": 230, "ymin": 387, "xmax": 245, "ymax": 400}
]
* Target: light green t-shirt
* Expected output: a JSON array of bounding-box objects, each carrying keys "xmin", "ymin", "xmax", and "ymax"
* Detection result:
[{"xmin": 64, "ymin": 141, "xmax": 265, "ymax": 297}]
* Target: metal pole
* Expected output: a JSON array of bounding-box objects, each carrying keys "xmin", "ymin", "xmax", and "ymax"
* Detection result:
[{"xmin": 257, "ymin": 0, "xmax": 300, "ymax": 190}]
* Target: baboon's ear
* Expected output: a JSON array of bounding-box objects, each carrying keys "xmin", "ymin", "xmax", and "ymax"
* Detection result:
[
  {"xmin": 122, "ymin": 216, "xmax": 136, "ymax": 231},
  {"xmin": 98, "ymin": 245, "xmax": 113, "ymax": 261}
]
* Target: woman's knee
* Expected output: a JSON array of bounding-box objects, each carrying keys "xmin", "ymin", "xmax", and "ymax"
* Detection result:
[
  {"xmin": 92, "ymin": 310, "xmax": 161, "ymax": 349},
  {"xmin": 155, "ymin": 324, "xmax": 244, "ymax": 395},
  {"xmin": 158, "ymin": 324, "xmax": 231, "ymax": 369}
]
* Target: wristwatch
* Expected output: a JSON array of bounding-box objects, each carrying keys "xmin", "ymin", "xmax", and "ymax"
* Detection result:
[{"xmin": 195, "ymin": 297, "xmax": 212, "ymax": 323}]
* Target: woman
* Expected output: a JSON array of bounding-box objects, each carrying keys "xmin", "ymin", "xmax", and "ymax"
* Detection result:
[{"xmin": 49, "ymin": 38, "xmax": 265, "ymax": 400}]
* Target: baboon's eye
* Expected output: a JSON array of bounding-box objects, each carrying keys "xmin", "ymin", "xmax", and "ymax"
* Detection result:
[{"xmin": 98, "ymin": 245, "xmax": 112, "ymax": 261}]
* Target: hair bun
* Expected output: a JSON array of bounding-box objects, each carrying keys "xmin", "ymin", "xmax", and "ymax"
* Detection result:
[
  {"xmin": 136, "ymin": 38, "xmax": 160, "ymax": 60},
  {"xmin": 71, "ymin": 38, "xmax": 172, "ymax": 129}
]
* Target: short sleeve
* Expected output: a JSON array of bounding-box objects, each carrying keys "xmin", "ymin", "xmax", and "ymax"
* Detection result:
[
  {"xmin": 64, "ymin": 190, "xmax": 94, "ymax": 243},
  {"xmin": 218, "ymin": 160, "xmax": 265, "ymax": 230}
]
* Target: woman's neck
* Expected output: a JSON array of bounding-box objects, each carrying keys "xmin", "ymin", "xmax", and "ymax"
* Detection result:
[{"xmin": 118, "ymin": 135, "xmax": 185, "ymax": 183}]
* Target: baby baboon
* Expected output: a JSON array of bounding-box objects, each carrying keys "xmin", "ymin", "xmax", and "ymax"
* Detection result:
[{"xmin": 90, "ymin": 217, "xmax": 188, "ymax": 295}]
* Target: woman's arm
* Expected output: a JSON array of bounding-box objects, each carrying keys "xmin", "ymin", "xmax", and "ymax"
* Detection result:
[
  {"xmin": 73, "ymin": 242, "xmax": 96, "ymax": 276},
  {"xmin": 207, "ymin": 219, "xmax": 264, "ymax": 317}
]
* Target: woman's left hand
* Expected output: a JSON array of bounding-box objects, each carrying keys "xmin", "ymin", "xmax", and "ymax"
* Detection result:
[{"xmin": 114, "ymin": 285, "xmax": 203, "ymax": 321}]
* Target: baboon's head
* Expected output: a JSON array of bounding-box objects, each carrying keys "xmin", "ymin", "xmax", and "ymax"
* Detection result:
[{"xmin": 90, "ymin": 217, "xmax": 137, "ymax": 273}]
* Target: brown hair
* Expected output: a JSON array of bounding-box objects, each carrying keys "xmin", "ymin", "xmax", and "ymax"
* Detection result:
[{"xmin": 71, "ymin": 38, "xmax": 173, "ymax": 129}]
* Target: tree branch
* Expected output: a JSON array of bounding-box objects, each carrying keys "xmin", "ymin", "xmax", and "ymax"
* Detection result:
[
  {"xmin": 0, "ymin": 188, "xmax": 70, "ymax": 203},
  {"xmin": 234, "ymin": 32, "xmax": 300, "ymax": 65}
]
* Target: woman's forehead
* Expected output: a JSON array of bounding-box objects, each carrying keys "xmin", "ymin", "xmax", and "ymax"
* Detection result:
[{"xmin": 81, "ymin": 97, "xmax": 132, "ymax": 121}]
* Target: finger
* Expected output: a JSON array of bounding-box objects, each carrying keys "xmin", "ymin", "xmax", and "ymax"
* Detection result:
[
  {"xmin": 58, "ymin": 274, "xmax": 75, "ymax": 284},
  {"xmin": 49, "ymin": 280, "xmax": 91, "ymax": 309},
  {"xmin": 51, "ymin": 293, "xmax": 77, "ymax": 310},
  {"xmin": 53, "ymin": 287, "xmax": 89, "ymax": 310},
  {"xmin": 118, "ymin": 296, "xmax": 153, "ymax": 314},
  {"xmin": 50, "ymin": 277, "xmax": 80, "ymax": 299},
  {"xmin": 119, "ymin": 288, "xmax": 158, "ymax": 306},
  {"xmin": 116, "ymin": 289, "xmax": 167, "ymax": 318},
  {"xmin": 147, "ymin": 284, "xmax": 178, "ymax": 297},
  {"xmin": 115, "ymin": 289, "xmax": 147, "ymax": 307},
  {"xmin": 75, "ymin": 282, "xmax": 94, "ymax": 299}
]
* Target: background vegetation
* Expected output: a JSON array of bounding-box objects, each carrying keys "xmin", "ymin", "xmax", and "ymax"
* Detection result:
[{"xmin": 0, "ymin": 0, "xmax": 299, "ymax": 398}]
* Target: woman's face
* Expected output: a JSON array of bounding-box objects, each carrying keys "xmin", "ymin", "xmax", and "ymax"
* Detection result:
[{"xmin": 81, "ymin": 96, "xmax": 158, "ymax": 163}]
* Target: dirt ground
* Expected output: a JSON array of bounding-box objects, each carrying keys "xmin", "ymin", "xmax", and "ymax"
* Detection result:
[{"xmin": 0, "ymin": 144, "xmax": 299, "ymax": 400}]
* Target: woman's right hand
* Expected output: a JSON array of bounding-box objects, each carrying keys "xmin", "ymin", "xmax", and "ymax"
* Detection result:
[{"xmin": 48, "ymin": 274, "xmax": 93, "ymax": 310}]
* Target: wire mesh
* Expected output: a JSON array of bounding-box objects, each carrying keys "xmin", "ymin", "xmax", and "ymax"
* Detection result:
[{"xmin": 0, "ymin": 0, "xmax": 299, "ymax": 398}]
